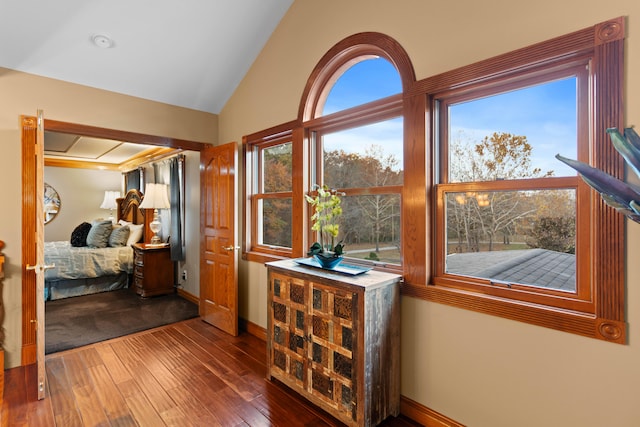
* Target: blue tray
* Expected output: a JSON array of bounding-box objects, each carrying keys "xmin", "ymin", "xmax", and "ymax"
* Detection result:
[{"xmin": 294, "ymin": 257, "xmax": 372, "ymax": 275}]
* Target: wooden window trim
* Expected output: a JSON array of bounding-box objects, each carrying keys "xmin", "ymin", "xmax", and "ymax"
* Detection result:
[
  {"xmin": 402, "ymin": 17, "xmax": 626, "ymax": 343},
  {"xmin": 244, "ymin": 120, "xmax": 309, "ymax": 263},
  {"xmin": 243, "ymin": 122, "xmax": 299, "ymax": 262},
  {"xmin": 244, "ymin": 22, "xmax": 626, "ymax": 342},
  {"xmin": 434, "ymin": 62, "xmax": 592, "ymax": 312},
  {"xmin": 298, "ymin": 33, "xmax": 413, "ymax": 272},
  {"xmin": 245, "ymin": 33, "xmax": 415, "ymax": 266}
]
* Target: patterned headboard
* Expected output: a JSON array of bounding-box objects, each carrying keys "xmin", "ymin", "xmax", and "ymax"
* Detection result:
[{"xmin": 116, "ymin": 189, "xmax": 145, "ymax": 226}]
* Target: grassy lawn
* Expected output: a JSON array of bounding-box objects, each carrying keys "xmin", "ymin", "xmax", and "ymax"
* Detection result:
[{"xmin": 340, "ymin": 241, "xmax": 531, "ymax": 264}]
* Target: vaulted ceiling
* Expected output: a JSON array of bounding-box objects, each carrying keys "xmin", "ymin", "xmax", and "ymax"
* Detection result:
[
  {"xmin": 2, "ymin": 1, "xmax": 293, "ymax": 165},
  {"xmin": 1, "ymin": 0, "xmax": 292, "ymax": 115}
]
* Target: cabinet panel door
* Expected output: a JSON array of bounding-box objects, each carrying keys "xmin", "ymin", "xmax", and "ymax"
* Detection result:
[
  {"xmin": 308, "ymin": 281, "xmax": 357, "ymax": 422},
  {"xmin": 269, "ymin": 273, "xmax": 308, "ymax": 389}
]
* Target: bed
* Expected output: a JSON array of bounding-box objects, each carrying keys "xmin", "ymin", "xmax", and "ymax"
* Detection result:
[{"xmin": 44, "ymin": 189, "xmax": 146, "ymax": 300}]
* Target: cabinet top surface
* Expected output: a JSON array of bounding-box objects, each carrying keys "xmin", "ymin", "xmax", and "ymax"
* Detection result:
[{"xmin": 266, "ymin": 259, "xmax": 402, "ymax": 289}]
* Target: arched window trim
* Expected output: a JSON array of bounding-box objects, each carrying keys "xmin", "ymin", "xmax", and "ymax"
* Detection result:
[
  {"xmin": 244, "ymin": 32, "xmax": 416, "ymax": 270},
  {"xmin": 298, "ymin": 32, "xmax": 416, "ymax": 122}
]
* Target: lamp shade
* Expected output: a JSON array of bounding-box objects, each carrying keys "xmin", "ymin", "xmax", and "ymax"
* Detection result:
[
  {"xmin": 100, "ymin": 191, "xmax": 121, "ymax": 210},
  {"xmin": 140, "ymin": 183, "xmax": 170, "ymax": 209}
]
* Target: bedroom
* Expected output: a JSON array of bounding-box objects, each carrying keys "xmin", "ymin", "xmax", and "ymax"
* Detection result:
[{"xmin": 42, "ymin": 129, "xmax": 203, "ymax": 352}]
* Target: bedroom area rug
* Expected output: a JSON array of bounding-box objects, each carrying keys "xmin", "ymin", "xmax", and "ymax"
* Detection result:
[{"xmin": 45, "ymin": 288, "xmax": 199, "ymax": 354}]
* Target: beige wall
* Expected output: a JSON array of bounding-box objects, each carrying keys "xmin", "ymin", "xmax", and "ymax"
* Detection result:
[
  {"xmin": 43, "ymin": 167, "xmax": 122, "ymax": 242},
  {"xmin": 176, "ymin": 150, "xmax": 202, "ymax": 296},
  {"xmin": 0, "ymin": 69, "xmax": 217, "ymax": 368},
  {"xmin": 220, "ymin": 1, "xmax": 640, "ymax": 426}
]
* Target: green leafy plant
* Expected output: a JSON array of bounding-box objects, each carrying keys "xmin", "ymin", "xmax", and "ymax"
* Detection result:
[
  {"xmin": 556, "ymin": 127, "xmax": 640, "ymax": 223},
  {"xmin": 305, "ymin": 184, "xmax": 346, "ymax": 256}
]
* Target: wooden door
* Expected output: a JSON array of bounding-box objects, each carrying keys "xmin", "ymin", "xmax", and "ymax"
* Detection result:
[
  {"xmin": 21, "ymin": 112, "xmax": 47, "ymax": 399},
  {"xmin": 200, "ymin": 142, "xmax": 239, "ymax": 336}
]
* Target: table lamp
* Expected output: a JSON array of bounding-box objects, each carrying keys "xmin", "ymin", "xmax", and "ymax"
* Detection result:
[{"xmin": 139, "ymin": 183, "xmax": 170, "ymax": 244}]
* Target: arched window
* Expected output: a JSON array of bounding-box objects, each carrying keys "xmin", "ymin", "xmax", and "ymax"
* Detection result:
[
  {"xmin": 308, "ymin": 56, "xmax": 404, "ymax": 266},
  {"xmin": 245, "ymin": 32, "xmax": 414, "ymax": 269}
]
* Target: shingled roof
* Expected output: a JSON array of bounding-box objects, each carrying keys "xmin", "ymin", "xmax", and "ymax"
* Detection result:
[{"xmin": 446, "ymin": 248, "xmax": 576, "ymax": 292}]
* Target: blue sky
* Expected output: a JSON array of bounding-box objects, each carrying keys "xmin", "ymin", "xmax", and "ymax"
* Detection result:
[
  {"xmin": 323, "ymin": 58, "xmax": 404, "ymax": 167},
  {"xmin": 449, "ymin": 77, "xmax": 577, "ymax": 177},
  {"xmin": 323, "ymin": 58, "xmax": 401, "ymax": 114},
  {"xmin": 322, "ymin": 58, "xmax": 578, "ymax": 177}
]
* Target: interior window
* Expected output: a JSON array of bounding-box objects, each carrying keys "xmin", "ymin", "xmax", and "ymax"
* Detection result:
[
  {"xmin": 440, "ymin": 75, "xmax": 580, "ymax": 295},
  {"xmin": 309, "ymin": 55, "xmax": 403, "ymax": 267},
  {"xmin": 405, "ymin": 17, "xmax": 628, "ymax": 343},
  {"xmin": 244, "ymin": 20, "xmax": 625, "ymax": 341},
  {"xmin": 434, "ymin": 63, "xmax": 591, "ymax": 311},
  {"xmin": 244, "ymin": 34, "xmax": 409, "ymax": 266},
  {"xmin": 447, "ymin": 77, "xmax": 578, "ymax": 183},
  {"xmin": 245, "ymin": 132, "xmax": 294, "ymax": 258},
  {"xmin": 259, "ymin": 141, "xmax": 293, "ymax": 248},
  {"xmin": 316, "ymin": 117, "xmax": 403, "ymax": 264}
]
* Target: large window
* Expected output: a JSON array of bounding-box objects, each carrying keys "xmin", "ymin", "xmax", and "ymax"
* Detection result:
[
  {"xmin": 311, "ymin": 115, "xmax": 403, "ymax": 266},
  {"xmin": 245, "ymin": 20, "xmax": 626, "ymax": 342},
  {"xmin": 244, "ymin": 33, "xmax": 411, "ymax": 266},
  {"xmin": 434, "ymin": 66, "xmax": 593, "ymax": 312},
  {"xmin": 408, "ymin": 17, "xmax": 627, "ymax": 343},
  {"xmin": 245, "ymin": 127, "xmax": 296, "ymax": 259}
]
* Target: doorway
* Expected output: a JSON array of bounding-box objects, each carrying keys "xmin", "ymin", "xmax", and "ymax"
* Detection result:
[{"xmin": 21, "ymin": 118, "xmax": 207, "ymax": 372}]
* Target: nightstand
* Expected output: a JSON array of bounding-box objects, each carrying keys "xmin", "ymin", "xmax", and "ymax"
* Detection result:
[{"xmin": 132, "ymin": 243, "xmax": 175, "ymax": 297}]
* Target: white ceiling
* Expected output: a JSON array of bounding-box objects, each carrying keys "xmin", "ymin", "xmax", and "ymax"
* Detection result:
[{"xmin": 0, "ymin": 0, "xmax": 293, "ymax": 114}]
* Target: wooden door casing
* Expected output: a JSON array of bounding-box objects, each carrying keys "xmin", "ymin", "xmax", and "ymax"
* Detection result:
[
  {"xmin": 200, "ymin": 142, "xmax": 239, "ymax": 336},
  {"xmin": 20, "ymin": 113, "xmax": 47, "ymax": 399}
]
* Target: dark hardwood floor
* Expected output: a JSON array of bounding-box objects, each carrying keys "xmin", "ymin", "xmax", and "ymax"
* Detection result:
[{"xmin": 2, "ymin": 318, "xmax": 421, "ymax": 426}]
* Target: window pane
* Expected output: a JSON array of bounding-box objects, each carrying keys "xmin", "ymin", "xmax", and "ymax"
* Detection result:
[
  {"xmin": 262, "ymin": 142, "xmax": 292, "ymax": 193},
  {"xmin": 445, "ymin": 189, "xmax": 576, "ymax": 292},
  {"xmin": 322, "ymin": 118, "xmax": 403, "ymax": 189},
  {"xmin": 340, "ymin": 194, "xmax": 401, "ymax": 265},
  {"xmin": 448, "ymin": 77, "xmax": 577, "ymax": 183},
  {"xmin": 259, "ymin": 198, "xmax": 292, "ymax": 248},
  {"xmin": 323, "ymin": 58, "xmax": 401, "ymax": 115}
]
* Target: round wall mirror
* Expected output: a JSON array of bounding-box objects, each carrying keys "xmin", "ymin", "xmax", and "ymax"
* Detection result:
[{"xmin": 44, "ymin": 183, "xmax": 61, "ymax": 224}]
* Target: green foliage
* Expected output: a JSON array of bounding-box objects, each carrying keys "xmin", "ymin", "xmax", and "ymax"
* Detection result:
[
  {"xmin": 526, "ymin": 216, "xmax": 576, "ymax": 254},
  {"xmin": 365, "ymin": 252, "xmax": 380, "ymax": 261}
]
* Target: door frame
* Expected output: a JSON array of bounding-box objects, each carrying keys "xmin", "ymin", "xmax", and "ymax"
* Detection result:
[{"xmin": 20, "ymin": 118, "xmax": 207, "ymax": 367}]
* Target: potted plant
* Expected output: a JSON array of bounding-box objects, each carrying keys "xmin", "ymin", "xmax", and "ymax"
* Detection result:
[{"xmin": 305, "ymin": 184, "xmax": 346, "ymax": 268}]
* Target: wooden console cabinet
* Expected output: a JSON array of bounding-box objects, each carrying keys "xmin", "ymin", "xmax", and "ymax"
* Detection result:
[
  {"xmin": 133, "ymin": 243, "xmax": 175, "ymax": 297},
  {"xmin": 266, "ymin": 259, "xmax": 402, "ymax": 427}
]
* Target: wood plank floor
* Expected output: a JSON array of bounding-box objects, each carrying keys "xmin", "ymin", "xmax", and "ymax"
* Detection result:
[{"xmin": 2, "ymin": 318, "xmax": 421, "ymax": 426}]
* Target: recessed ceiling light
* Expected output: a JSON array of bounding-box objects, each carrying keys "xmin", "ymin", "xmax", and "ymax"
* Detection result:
[{"xmin": 91, "ymin": 34, "xmax": 114, "ymax": 49}]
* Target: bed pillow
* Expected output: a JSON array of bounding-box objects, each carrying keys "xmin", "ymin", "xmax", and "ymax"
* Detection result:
[
  {"xmin": 70, "ymin": 222, "xmax": 92, "ymax": 247},
  {"xmin": 86, "ymin": 220, "xmax": 113, "ymax": 248},
  {"xmin": 126, "ymin": 223, "xmax": 144, "ymax": 246},
  {"xmin": 108, "ymin": 225, "xmax": 130, "ymax": 247}
]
